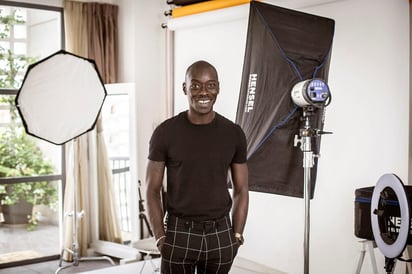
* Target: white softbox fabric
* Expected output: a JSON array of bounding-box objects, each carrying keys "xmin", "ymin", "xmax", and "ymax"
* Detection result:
[{"xmin": 16, "ymin": 50, "xmax": 106, "ymax": 145}]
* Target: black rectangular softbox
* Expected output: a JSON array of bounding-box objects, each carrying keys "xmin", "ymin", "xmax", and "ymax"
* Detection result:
[{"xmin": 236, "ymin": 1, "xmax": 335, "ymax": 198}]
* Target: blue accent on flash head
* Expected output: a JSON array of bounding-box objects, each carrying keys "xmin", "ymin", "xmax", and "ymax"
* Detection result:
[{"xmin": 307, "ymin": 79, "xmax": 329, "ymax": 103}]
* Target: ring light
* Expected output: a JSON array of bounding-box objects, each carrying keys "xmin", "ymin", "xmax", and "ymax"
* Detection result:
[{"xmin": 371, "ymin": 173, "xmax": 410, "ymax": 259}]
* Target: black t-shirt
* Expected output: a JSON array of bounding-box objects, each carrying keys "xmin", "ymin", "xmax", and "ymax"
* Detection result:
[{"xmin": 148, "ymin": 111, "xmax": 247, "ymax": 221}]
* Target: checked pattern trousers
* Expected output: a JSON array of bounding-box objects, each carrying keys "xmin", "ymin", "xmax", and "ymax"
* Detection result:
[{"xmin": 160, "ymin": 215, "xmax": 239, "ymax": 274}]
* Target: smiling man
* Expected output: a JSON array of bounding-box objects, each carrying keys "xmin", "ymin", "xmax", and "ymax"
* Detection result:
[{"xmin": 146, "ymin": 60, "xmax": 249, "ymax": 274}]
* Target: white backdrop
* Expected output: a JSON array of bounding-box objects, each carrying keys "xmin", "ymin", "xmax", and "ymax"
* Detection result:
[
  {"xmin": 172, "ymin": 14, "xmax": 249, "ymax": 120},
  {"xmin": 169, "ymin": 0, "xmax": 410, "ymax": 273}
]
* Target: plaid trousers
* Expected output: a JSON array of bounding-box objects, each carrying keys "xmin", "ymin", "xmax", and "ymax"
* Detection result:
[{"xmin": 160, "ymin": 215, "xmax": 239, "ymax": 274}]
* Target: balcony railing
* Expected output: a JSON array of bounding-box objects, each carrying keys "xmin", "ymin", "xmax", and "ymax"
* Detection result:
[{"xmin": 109, "ymin": 156, "xmax": 131, "ymax": 233}]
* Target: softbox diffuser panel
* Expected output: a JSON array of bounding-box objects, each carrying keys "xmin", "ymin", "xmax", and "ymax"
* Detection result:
[
  {"xmin": 16, "ymin": 50, "xmax": 106, "ymax": 145},
  {"xmin": 236, "ymin": 2, "xmax": 334, "ymax": 197}
]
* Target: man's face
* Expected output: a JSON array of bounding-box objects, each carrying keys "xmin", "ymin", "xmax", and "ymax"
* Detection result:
[{"xmin": 183, "ymin": 66, "xmax": 219, "ymax": 116}]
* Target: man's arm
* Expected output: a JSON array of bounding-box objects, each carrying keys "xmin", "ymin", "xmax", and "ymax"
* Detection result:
[
  {"xmin": 146, "ymin": 159, "xmax": 166, "ymax": 250},
  {"xmin": 231, "ymin": 162, "xmax": 249, "ymax": 240}
]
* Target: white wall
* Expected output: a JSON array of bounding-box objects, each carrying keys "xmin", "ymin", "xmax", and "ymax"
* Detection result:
[
  {"xmin": 254, "ymin": 1, "xmax": 409, "ymax": 273},
  {"xmin": 245, "ymin": 1, "xmax": 409, "ymax": 273},
  {"xmin": 119, "ymin": 0, "xmax": 170, "ymax": 181},
  {"xmin": 119, "ymin": 0, "xmax": 410, "ymax": 273},
  {"xmin": 117, "ymin": 0, "xmax": 170, "ymax": 241},
  {"xmin": 305, "ymin": 1, "xmax": 409, "ymax": 273},
  {"xmin": 172, "ymin": 5, "xmax": 249, "ymax": 120}
]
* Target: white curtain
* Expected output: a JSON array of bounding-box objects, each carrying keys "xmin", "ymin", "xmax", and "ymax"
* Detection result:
[
  {"xmin": 62, "ymin": 0, "xmax": 121, "ymax": 260},
  {"xmin": 62, "ymin": 136, "xmax": 91, "ymax": 260}
]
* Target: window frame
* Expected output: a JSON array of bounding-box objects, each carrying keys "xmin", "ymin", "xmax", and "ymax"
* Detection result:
[{"xmin": 0, "ymin": 0, "xmax": 65, "ymax": 267}]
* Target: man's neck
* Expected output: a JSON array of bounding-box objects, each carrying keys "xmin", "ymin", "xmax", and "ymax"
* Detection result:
[{"xmin": 187, "ymin": 110, "xmax": 215, "ymax": 125}]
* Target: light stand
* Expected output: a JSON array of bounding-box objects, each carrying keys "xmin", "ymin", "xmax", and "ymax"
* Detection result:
[
  {"xmin": 55, "ymin": 139, "xmax": 115, "ymax": 274},
  {"xmin": 291, "ymin": 78, "xmax": 331, "ymax": 274},
  {"xmin": 138, "ymin": 180, "xmax": 153, "ymax": 239},
  {"xmin": 15, "ymin": 50, "xmax": 116, "ymax": 273},
  {"xmin": 294, "ymin": 108, "xmax": 329, "ymax": 274}
]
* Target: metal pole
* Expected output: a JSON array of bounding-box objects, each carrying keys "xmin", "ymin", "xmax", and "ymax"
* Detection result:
[
  {"xmin": 55, "ymin": 138, "xmax": 115, "ymax": 274},
  {"xmin": 303, "ymin": 140, "xmax": 312, "ymax": 274},
  {"xmin": 72, "ymin": 138, "xmax": 79, "ymax": 266},
  {"xmin": 165, "ymin": 26, "xmax": 174, "ymax": 118},
  {"xmin": 301, "ymin": 114, "xmax": 314, "ymax": 274},
  {"xmin": 295, "ymin": 106, "xmax": 331, "ymax": 274}
]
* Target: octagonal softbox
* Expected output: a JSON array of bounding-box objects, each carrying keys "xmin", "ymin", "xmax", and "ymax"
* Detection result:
[{"xmin": 15, "ymin": 50, "xmax": 106, "ymax": 145}]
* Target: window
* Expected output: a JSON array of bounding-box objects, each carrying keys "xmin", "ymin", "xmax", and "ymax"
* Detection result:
[
  {"xmin": 0, "ymin": 1, "xmax": 64, "ymax": 267},
  {"xmin": 102, "ymin": 83, "xmax": 135, "ymax": 241}
]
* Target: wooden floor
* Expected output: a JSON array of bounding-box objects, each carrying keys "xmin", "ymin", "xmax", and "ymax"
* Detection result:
[
  {"xmin": 0, "ymin": 258, "xmax": 115, "ymax": 274},
  {"xmin": 0, "ymin": 222, "xmax": 286, "ymax": 273},
  {"xmin": 1, "ymin": 256, "xmax": 286, "ymax": 274},
  {"xmin": 80, "ymin": 257, "xmax": 286, "ymax": 274}
]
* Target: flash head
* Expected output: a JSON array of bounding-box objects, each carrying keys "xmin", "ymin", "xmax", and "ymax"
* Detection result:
[{"xmin": 291, "ymin": 79, "xmax": 330, "ymax": 108}]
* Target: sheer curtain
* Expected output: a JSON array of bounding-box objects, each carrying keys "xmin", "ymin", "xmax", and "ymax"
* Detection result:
[{"xmin": 62, "ymin": 0, "xmax": 121, "ymax": 260}]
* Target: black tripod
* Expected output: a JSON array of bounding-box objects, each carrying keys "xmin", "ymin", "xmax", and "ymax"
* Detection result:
[{"xmin": 138, "ymin": 180, "xmax": 153, "ymax": 239}]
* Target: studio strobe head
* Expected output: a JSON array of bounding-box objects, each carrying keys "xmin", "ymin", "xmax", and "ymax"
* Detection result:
[{"xmin": 291, "ymin": 79, "xmax": 330, "ymax": 108}]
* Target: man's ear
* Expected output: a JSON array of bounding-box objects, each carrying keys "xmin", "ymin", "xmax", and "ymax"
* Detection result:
[{"xmin": 183, "ymin": 82, "xmax": 187, "ymax": 95}]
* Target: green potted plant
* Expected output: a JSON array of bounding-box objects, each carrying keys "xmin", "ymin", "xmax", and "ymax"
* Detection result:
[
  {"xmin": 0, "ymin": 126, "xmax": 58, "ymax": 230},
  {"xmin": 0, "ymin": 8, "xmax": 57, "ymax": 231}
]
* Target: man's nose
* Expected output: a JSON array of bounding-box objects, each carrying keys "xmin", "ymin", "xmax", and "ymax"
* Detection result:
[{"xmin": 199, "ymin": 84, "xmax": 208, "ymax": 94}]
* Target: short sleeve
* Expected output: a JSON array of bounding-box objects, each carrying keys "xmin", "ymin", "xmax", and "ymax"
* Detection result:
[
  {"xmin": 148, "ymin": 124, "xmax": 167, "ymax": 161},
  {"xmin": 232, "ymin": 125, "xmax": 247, "ymax": 164}
]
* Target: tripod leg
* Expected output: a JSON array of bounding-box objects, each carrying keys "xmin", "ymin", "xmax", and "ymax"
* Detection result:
[
  {"xmin": 55, "ymin": 248, "xmax": 74, "ymax": 274},
  {"xmin": 139, "ymin": 213, "xmax": 144, "ymax": 239},
  {"xmin": 385, "ymin": 257, "xmax": 396, "ymax": 274},
  {"xmin": 58, "ymin": 249, "xmax": 65, "ymax": 267},
  {"xmin": 143, "ymin": 214, "xmax": 153, "ymax": 237},
  {"xmin": 140, "ymin": 213, "xmax": 153, "ymax": 237},
  {"xmin": 80, "ymin": 255, "xmax": 116, "ymax": 265},
  {"xmin": 367, "ymin": 241, "xmax": 378, "ymax": 274},
  {"xmin": 354, "ymin": 242, "xmax": 366, "ymax": 274}
]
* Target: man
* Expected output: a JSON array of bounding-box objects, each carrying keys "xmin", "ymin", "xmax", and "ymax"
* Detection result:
[{"xmin": 146, "ymin": 60, "xmax": 248, "ymax": 274}]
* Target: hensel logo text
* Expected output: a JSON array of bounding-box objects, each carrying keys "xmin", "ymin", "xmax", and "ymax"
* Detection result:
[{"xmin": 245, "ymin": 73, "xmax": 257, "ymax": 113}]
